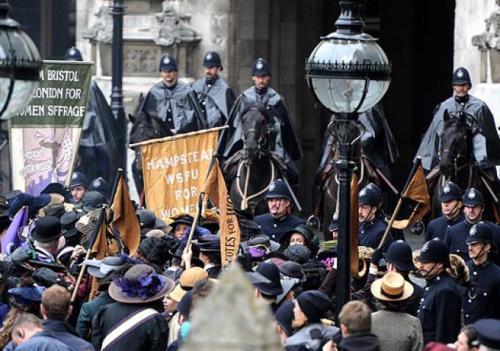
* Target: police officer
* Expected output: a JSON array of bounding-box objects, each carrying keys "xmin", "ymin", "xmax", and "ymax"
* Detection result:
[
  {"xmin": 192, "ymin": 51, "xmax": 235, "ymax": 128},
  {"xmin": 139, "ymin": 54, "xmax": 206, "ymax": 136},
  {"xmin": 70, "ymin": 172, "xmax": 89, "ymax": 204},
  {"xmin": 474, "ymin": 319, "xmax": 500, "ymax": 350},
  {"xmin": 426, "ymin": 182, "xmax": 464, "ymax": 241},
  {"xmin": 222, "ymin": 58, "xmax": 302, "ymax": 185},
  {"xmin": 358, "ymin": 183, "xmax": 393, "ymax": 251},
  {"xmin": 416, "ymin": 67, "xmax": 500, "ymax": 173},
  {"xmin": 462, "ymin": 222, "xmax": 500, "ymax": 324},
  {"xmin": 417, "ymin": 239, "xmax": 462, "ymax": 344},
  {"xmin": 253, "ymin": 179, "xmax": 304, "ymax": 242},
  {"xmin": 444, "ymin": 188, "xmax": 485, "ymax": 260}
]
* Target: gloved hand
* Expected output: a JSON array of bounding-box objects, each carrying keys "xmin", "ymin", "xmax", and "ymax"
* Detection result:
[{"xmin": 370, "ymin": 248, "xmax": 384, "ymax": 267}]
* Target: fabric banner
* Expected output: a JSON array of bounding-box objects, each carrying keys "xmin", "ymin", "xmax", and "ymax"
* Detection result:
[
  {"xmin": 111, "ymin": 173, "xmax": 141, "ymax": 255},
  {"xmin": 10, "ymin": 60, "xmax": 93, "ymax": 195},
  {"xmin": 140, "ymin": 128, "xmax": 220, "ymax": 220},
  {"xmin": 202, "ymin": 159, "xmax": 240, "ymax": 264},
  {"xmin": 1, "ymin": 206, "xmax": 28, "ymax": 255}
]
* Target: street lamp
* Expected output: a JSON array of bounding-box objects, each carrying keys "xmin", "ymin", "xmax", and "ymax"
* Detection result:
[
  {"xmin": 0, "ymin": 0, "xmax": 41, "ymax": 120},
  {"xmin": 305, "ymin": 0, "xmax": 391, "ymax": 314}
]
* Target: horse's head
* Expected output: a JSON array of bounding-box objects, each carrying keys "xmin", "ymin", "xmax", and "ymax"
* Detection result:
[
  {"xmin": 438, "ymin": 111, "xmax": 473, "ymax": 177},
  {"xmin": 240, "ymin": 101, "xmax": 272, "ymax": 162}
]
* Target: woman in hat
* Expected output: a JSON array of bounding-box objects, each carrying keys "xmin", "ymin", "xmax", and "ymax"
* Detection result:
[
  {"xmin": 370, "ymin": 272, "xmax": 423, "ymax": 351},
  {"xmin": 280, "ymin": 224, "xmax": 319, "ymax": 256}
]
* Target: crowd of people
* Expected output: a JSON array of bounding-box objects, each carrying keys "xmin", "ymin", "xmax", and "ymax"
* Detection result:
[{"xmin": 1, "ymin": 47, "xmax": 500, "ymax": 351}]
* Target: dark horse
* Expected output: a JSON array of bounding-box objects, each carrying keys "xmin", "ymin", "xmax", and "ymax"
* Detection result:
[
  {"xmin": 223, "ymin": 102, "xmax": 283, "ymax": 217},
  {"xmin": 129, "ymin": 93, "xmax": 172, "ymax": 198},
  {"xmin": 428, "ymin": 113, "xmax": 499, "ymax": 221}
]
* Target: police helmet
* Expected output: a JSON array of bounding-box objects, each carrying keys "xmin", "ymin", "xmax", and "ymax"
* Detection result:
[
  {"xmin": 203, "ymin": 51, "xmax": 222, "ymax": 69},
  {"xmin": 466, "ymin": 221, "xmax": 496, "ymax": 249},
  {"xmin": 90, "ymin": 177, "xmax": 110, "ymax": 199},
  {"xmin": 70, "ymin": 172, "xmax": 89, "ymax": 189},
  {"xmin": 159, "ymin": 54, "xmax": 178, "ymax": 71},
  {"xmin": 452, "ymin": 67, "xmax": 472, "ymax": 86},
  {"xmin": 65, "ymin": 46, "xmax": 83, "ymax": 61},
  {"xmin": 463, "ymin": 188, "xmax": 485, "ymax": 207},
  {"xmin": 418, "ymin": 239, "xmax": 450, "ymax": 267},
  {"xmin": 474, "ymin": 319, "xmax": 500, "ymax": 349},
  {"xmin": 359, "ymin": 183, "xmax": 381, "ymax": 207},
  {"xmin": 252, "ymin": 58, "xmax": 271, "ymax": 77},
  {"xmin": 385, "ymin": 240, "xmax": 415, "ymax": 272},
  {"xmin": 439, "ymin": 181, "xmax": 463, "ymax": 202},
  {"xmin": 265, "ymin": 179, "xmax": 291, "ymax": 201}
]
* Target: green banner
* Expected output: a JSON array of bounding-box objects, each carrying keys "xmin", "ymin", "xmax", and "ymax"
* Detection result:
[{"xmin": 11, "ymin": 60, "xmax": 93, "ymax": 127}]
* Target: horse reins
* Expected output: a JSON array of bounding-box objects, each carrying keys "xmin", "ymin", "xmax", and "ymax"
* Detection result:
[{"xmin": 236, "ymin": 159, "xmax": 276, "ymax": 210}]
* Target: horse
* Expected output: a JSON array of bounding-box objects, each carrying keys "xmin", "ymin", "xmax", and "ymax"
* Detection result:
[
  {"xmin": 427, "ymin": 113, "xmax": 499, "ymax": 221},
  {"xmin": 314, "ymin": 118, "xmax": 396, "ymax": 240},
  {"xmin": 223, "ymin": 102, "xmax": 283, "ymax": 217},
  {"xmin": 129, "ymin": 93, "xmax": 172, "ymax": 198}
]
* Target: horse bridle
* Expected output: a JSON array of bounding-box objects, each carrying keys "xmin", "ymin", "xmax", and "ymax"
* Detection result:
[{"xmin": 242, "ymin": 108, "xmax": 271, "ymax": 159}]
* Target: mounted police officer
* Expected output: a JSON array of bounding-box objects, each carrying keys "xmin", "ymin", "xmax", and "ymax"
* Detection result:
[
  {"xmin": 253, "ymin": 179, "xmax": 304, "ymax": 242},
  {"xmin": 426, "ymin": 182, "xmax": 464, "ymax": 241},
  {"xmin": 462, "ymin": 221, "xmax": 500, "ymax": 325},
  {"xmin": 358, "ymin": 183, "xmax": 393, "ymax": 251},
  {"xmin": 416, "ymin": 67, "xmax": 500, "ymax": 174},
  {"xmin": 139, "ymin": 54, "xmax": 206, "ymax": 136},
  {"xmin": 417, "ymin": 239, "xmax": 462, "ymax": 344},
  {"xmin": 192, "ymin": 51, "xmax": 235, "ymax": 128},
  {"xmin": 444, "ymin": 188, "xmax": 486, "ymax": 260},
  {"xmin": 221, "ymin": 58, "xmax": 302, "ymax": 185}
]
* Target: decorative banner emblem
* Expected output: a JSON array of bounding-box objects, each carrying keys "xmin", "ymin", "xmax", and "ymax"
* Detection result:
[{"xmin": 443, "ymin": 185, "xmax": 451, "ymax": 194}]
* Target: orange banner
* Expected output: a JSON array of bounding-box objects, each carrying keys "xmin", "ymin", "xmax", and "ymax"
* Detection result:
[
  {"xmin": 140, "ymin": 128, "xmax": 220, "ymax": 221},
  {"xmin": 202, "ymin": 159, "xmax": 240, "ymax": 264}
]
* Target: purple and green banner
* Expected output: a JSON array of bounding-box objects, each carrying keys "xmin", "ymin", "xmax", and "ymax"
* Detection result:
[{"xmin": 9, "ymin": 60, "xmax": 92, "ymax": 195}]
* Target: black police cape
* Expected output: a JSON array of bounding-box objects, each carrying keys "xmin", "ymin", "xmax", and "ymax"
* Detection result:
[
  {"xmin": 416, "ymin": 95, "xmax": 500, "ymax": 171},
  {"xmin": 140, "ymin": 80, "xmax": 206, "ymax": 134},
  {"xmin": 318, "ymin": 103, "xmax": 399, "ymax": 177},
  {"xmin": 221, "ymin": 86, "xmax": 302, "ymax": 162},
  {"xmin": 78, "ymin": 81, "xmax": 125, "ymax": 182},
  {"xmin": 192, "ymin": 77, "xmax": 235, "ymax": 128}
]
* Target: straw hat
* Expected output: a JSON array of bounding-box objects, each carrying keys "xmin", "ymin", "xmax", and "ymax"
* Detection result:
[{"xmin": 370, "ymin": 272, "xmax": 414, "ymax": 302}]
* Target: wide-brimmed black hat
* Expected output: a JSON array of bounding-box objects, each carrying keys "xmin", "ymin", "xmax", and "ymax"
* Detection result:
[
  {"xmin": 250, "ymin": 262, "xmax": 283, "ymax": 297},
  {"xmin": 108, "ymin": 264, "xmax": 175, "ymax": 304},
  {"xmin": 60, "ymin": 211, "xmax": 82, "ymax": 240},
  {"xmin": 197, "ymin": 235, "xmax": 221, "ymax": 253},
  {"xmin": 31, "ymin": 216, "xmax": 63, "ymax": 243},
  {"xmin": 284, "ymin": 244, "xmax": 311, "ymax": 264},
  {"xmin": 170, "ymin": 215, "xmax": 193, "ymax": 228},
  {"xmin": 384, "ymin": 240, "xmax": 415, "ymax": 272},
  {"xmin": 83, "ymin": 256, "xmax": 125, "ymax": 279}
]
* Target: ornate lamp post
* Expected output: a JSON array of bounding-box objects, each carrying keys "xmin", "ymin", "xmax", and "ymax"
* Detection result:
[
  {"xmin": 305, "ymin": 0, "xmax": 391, "ymax": 313},
  {"xmin": 0, "ymin": 0, "xmax": 41, "ymax": 120}
]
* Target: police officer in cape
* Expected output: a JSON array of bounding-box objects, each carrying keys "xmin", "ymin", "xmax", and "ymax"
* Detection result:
[
  {"xmin": 416, "ymin": 67, "xmax": 500, "ymax": 180},
  {"xmin": 444, "ymin": 188, "xmax": 488, "ymax": 261},
  {"xmin": 462, "ymin": 221, "xmax": 500, "ymax": 325},
  {"xmin": 416, "ymin": 239, "xmax": 462, "ymax": 345},
  {"xmin": 426, "ymin": 181, "xmax": 464, "ymax": 242},
  {"xmin": 138, "ymin": 54, "xmax": 206, "ymax": 136},
  {"xmin": 221, "ymin": 58, "xmax": 302, "ymax": 185},
  {"xmin": 358, "ymin": 183, "xmax": 393, "ymax": 251},
  {"xmin": 192, "ymin": 51, "xmax": 235, "ymax": 128},
  {"xmin": 254, "ymin": 179, "xmax": 305, "ymax": 242}
]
